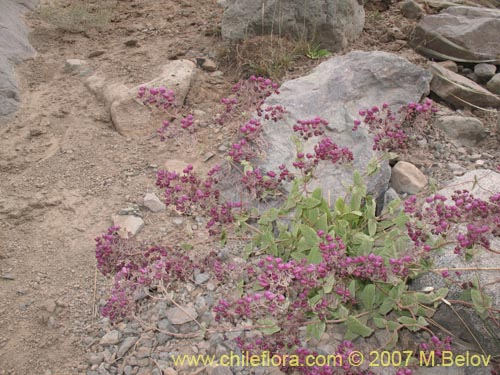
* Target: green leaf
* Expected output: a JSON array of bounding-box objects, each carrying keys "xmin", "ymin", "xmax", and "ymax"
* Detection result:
[
  {"xmin": 373, "ymin": 317, "xmax": 387, "ymax": 329},
  {"xmin": 307, "ymin": 246, "xmax": 323, "ymax": 264},
  {"xmin": 361, "ymin": 284, "xmax": 376, "ymax": 310},
  {"xmin": 368, "ymin": 219, "xmax": 377, "ymax": 237},
  {"xmin": 257, "ymin": 319, "xmax": 281, "ymax": 335},
  {"xmin": 379, "ymin": 299, "xmax": 394, "ymax": 315},
  {"xmin": 181, "ymin": 243, "xmax": 193, "ymax": 251},
  {"xmin": 299, "ymin": 224, "xmax": 319, "ymax": 249},
  {"xmin": 335, "ymin": 197, "xmax": 346, "ymax": 215},
  {"xmin": 220, "ymin": 229, "xmax": 227, "ymax": 247},
  {"xmin": 346, "ymin": 316, "xmax": 373, "ymax": 337},
  {"xmin": 338, "ymin": 305, "xmax": 349, "ymax": 319},
  {"xmin": 348, "ymin": 280, "xmax": 357, "ymax": 299},
  {"xmin": 323, "ymin": 275, "xmax": 336, "ymax": 294},
  {"xmin": 307, "ymin": 321, "xmax": 326, "ymax": 340},
  {"xmin": 398, "ymin": 316, "xmax": 423, "ymax": 332},
  {"xmin": 308, "ymin": 294, "xmax": 323, "ymax": 308},
  {"xmin": 258, "ymin": 208, "xmax": 279, "ymax": 225}
]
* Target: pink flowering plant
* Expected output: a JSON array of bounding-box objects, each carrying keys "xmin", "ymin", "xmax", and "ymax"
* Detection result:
[{"xmin": 95, "ymin": 77, "xmax": 500, "ymax": 375}]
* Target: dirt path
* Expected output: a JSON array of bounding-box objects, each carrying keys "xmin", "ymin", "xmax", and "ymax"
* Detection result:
[{"xmin": 0, "ymin": 1, "xmax": 228, "ymax": 373}]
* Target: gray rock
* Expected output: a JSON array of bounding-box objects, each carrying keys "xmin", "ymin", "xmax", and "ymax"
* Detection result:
[
  {"xmin": 117, "ymin": 337, "xmax": 138, "ymax": 358},
  {"xmin": 434, "ymin": 115, "xmax": 486, "ymax": 146},
  {"xmin": 486, "ymin": 73, "xmax": 500, "ymax": 95},
  {"xmin": 87, "ymin": 353, "xmax": 104, "ymax": 365},
  {"xmin": 221, "ymin": 51, "xmax": 431, "ymax": 204},
  {"xmin": 474, "ymin": 63, "xmax": 496, "ymax": 84},
  {"xmin": 111, "ymin": 214, "xmax": 144, "ymax": 238},
  {"xmin": 143, "ymin": 193, "xmax": 166, "ymax": 213},
  {"xmin": 0, "ymin": 0, "xmax": 37, "ymax": 118},
  {"xmin": 400, "ymin": 0, "xmax": 424, "ymax": 19},
  {"xmin": 105, "ymin": 60, "xmax": 195, "ymax": 137},
  {"xmin": 390, "ymin": 161, "xmax": 428, "ymax": 194},
  {"xmin": 194, "ymin": 273, "xmax": 210, "ymax": 285},
  {"xmin": 383, "ymin": 187, "xmax": 400, "ymax": 208},
  {"xmin": 437, "ymin": 60, "xmax": 458, "ymax": 73},
  {"xmin": 99, "ymin": 330, "xmax": 121, "ymax": 346},
  {"xmin": 165, "ymin": 306, "xmax": 198, "ymax": 325},
  {"xmin": 430, "ymin": 63, "xmax": 500, "ymax": 109},
  {"xmin": 213, "ymin": 367, "xmax": 233, "ymax": 375},
  {"xmin": 201, "ymin": 59, "xmax": 217, "ymax": 72},
  {"xmin": 410, "ymin": 6, "xmax": 500, "ymax": 63},
  {"xmin": 64, "ymin": 59, "xmax": 87, "ymax": 74},
  {"xmin": 410, "ymin": 169, "xmax": 500, "ymax": 356},
  {"xmin": 221, "ymin": 0, "xmax": 364, "ymax": 51}
]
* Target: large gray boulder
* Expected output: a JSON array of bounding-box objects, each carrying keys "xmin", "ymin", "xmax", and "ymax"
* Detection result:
[
  {"xmin": 221, "ymin": 51, "xmax": 432, "ymax": 204},
  {"xmin": 0, "ymin": 0, "xmax": 37, "ymax": 118},
  {"xmin": 221, "ymin": 0, "xmax": 365, "ymax": 51},
  {"xmin": 410, "ymin": 170, "xmax": 500, "ymax": 356},
  {"xmin": 410, "ymin": 6, "xmax": 500, "ymax": 63}
]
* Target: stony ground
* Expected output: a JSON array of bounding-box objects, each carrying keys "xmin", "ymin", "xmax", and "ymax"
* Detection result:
[{"xmin": 0, "ymin": 1, "xmax": 498, "ymax": 375}]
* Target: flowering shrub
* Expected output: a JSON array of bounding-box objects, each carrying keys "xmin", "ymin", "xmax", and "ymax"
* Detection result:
[
  {"xmin": 97, "ymin": 79, "xmax": 500, "ymax": 375},
  {"xmin": 352, "ymin": 99, "xmax": 436, "ymax": 152}
]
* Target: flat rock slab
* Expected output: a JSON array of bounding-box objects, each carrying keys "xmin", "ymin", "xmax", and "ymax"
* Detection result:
[
  {"xmin": 222, "ymin": 51, "xmax": 431, "ymax": 204},
  {"xmin": 165, "ymin": 306, "xmax": 198, "ymax": 325},
  {"xmin": 0, "ymin": 0, "xmax": 37, "ymax": 118},
  {"xmin": 430, "ymin": 63, "xmax": 500, "ymax": 109},
  {"xmin": 410, "ymin": 6, "xmax": 500, "ymax": 63}
]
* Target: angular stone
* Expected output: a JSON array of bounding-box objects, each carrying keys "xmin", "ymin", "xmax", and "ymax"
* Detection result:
[
  {"xmin": 434, "ymin": 115, "xmax": 486, "ymax": 146},
  {"xmin": 143, "ymin": 193, "xmax": 166, "ymax": 213},
  {"xmin": 109, "ymin": 60, "xmax": 196, "ymax": 137},
  {"xmin": 201, "ymin": 59, "xmax": 217, "ymax": 72},
  {"xmin": 117, "ymin": 337, "xmax": 138, "ymax": 358},
  {"xmin": 390, "ymin": 161, "xmax": 428, "ymax": 194},
  {"xmin": 437, "ymin": 60, "xmax": 458, "ymax": 73},
  {"xmin": 220, "ymin": 51, "xmax": 431, "ymax": 205},
  {"xmin": 486, "ymin": 74, "xmax": 500, "ymax": 96},
  {"xmin": 165, "ymin": 306, "xmax": 198, "ymax": 325},
  {"xmin": 410, "ymin": 6, "xmax": 500, "ymax": 63},
  {"xmin": 111, "ymin": 214, "xmax": 144, "ymax": 238},
  {"xmin": 99, "ymin": 330, "xmax": 121, "ymax": 346},
  {"xmin": 64, "ymin": 59, "xmax": 87, "ymax": 74},
  {"xmin": 430, "ymin": 63, "xmax": 500, "ymax": 109},
  {"xmin": 400, "ymin": 0, "xmax": 424, "ymax": 19},
  {"xmin": 474, "ymin": 63, "xmax": 496, "ymax": 84},
  {"xmin": 221, "ymin": 0, "xmax": 364, "ymax": 51}
]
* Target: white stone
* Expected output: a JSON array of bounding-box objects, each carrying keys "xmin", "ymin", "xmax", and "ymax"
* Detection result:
[
  {"xmin": 111, "ymin": 214, "xmax": 144, "ymax": 238},
  {"xmin": 390, "ymin": 161, "xmax": 428, "ymax": 194},
  {"xmin": 143, "ymin": 193, "xmax": 166, "ymax": 212}
]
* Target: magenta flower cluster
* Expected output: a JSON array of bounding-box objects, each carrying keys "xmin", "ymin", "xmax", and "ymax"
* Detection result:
[
  {"xmin": 352, "ymin": 100, "xmax": 436, "ymax": 151},
  {"xmin": 293, "ymin": 116, "xmax": 328, "ymax": 140}
]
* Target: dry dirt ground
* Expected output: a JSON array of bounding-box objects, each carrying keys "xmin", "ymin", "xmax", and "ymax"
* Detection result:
[{"xmin": 0, "ymin": 1, "xmax": 498, "ymax": 375}]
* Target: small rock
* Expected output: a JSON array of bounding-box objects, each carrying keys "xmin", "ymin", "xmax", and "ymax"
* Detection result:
[
  {"xmin": 448, "ymin": 162, "xmax": 466, "ymax": 175},
  {"xmin": 194, "ymin": 273, "xmax": 210, "ymax": 285},
  {"xmin": 202, "ymin": 152, "xmax": 215, "ymax": 162},
  {"xmin": 383, "ymin": 187, "xmax": 400, "ymax": 209},
  {"xmin": 47, "ymin": 316, "xmax": 56, "ymax": 329},
  {"xmin": 99, "ymin": 330, "xmax": 121, "ymax": 346},
  {"xmin": 87, "ymin": 353, "xmax": 104, "ymax": 365},
  {"xmin": 475, "ymin": 159, "xmax": 486, "ymax": 166},
  {"xmin": 143, "ymin": 193, "xmax": 166, "ymax": 213},
  {"xmin": 165, "ymin": 306, "xmax": 198, "ymax": 325},
  {"xmin": 29, "ymin": 128, "xmax": 43, "ymax": 137},
  {"xmin": 124, "ymin": 39, "xmax": 139, "ymax": 47},
  {"xmin": 43, "ymin": 299, "xmax": 57, "ymax": 313},
  {"xmin": 64, "ymin": 59, "xmax": 87, "ymax": 73},
  {"xmin": 486, "ymin": 73, "xmax": 500, "ymax": 95},
  {"xmin": 172, "ymin": 218, "xmax": 184, "ymax": 226},
  {"xmin": 400, "ymin": 0, "xmax": 424, "ymax": 19},
  {"xmin": 88, "ymin": 50, "xmax": 105, "ymax": 58},
  {"xmin": 163, "ymin": 368, "xmax": 177, "ymax": 375},
  {"xmin": 117, "ymin": 337, "xmax": 138, "ymax": 358},
  {"xmin": 437, "ymin": 60, "xmax": 458, "ymax": 73},
  {"xmin": 390, "ymin": 161, "xmax": 428, "ymax": 194},
  {"xmin": 201, "ymin": 59, "xmax": 217, "ymax": 72},
  {"xmin": 434, "ymin": 115, "xmax": 486, "ymax": 146},
  {"xmin": 474, "ymin": 63, "xmax": 496, "ymax": 84},
  {"xmin": 111, "ymin": 215, "xmax": 144, "ymax": 238},
  {"xmin": 218, "ymin": 144, "xmax": 228, "ymax": 153}
]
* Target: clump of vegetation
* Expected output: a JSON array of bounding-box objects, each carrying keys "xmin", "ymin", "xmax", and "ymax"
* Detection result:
[{"xmin": 38, "ymin": 0, "xmax": 115, "ymax": 33}]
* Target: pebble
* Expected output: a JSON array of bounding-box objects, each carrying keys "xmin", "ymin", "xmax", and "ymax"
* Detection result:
[
  {"xmin": 111, "ymin": 215, "xmax": 144, "ymax": 238},
  {"xmin": 194, "ymin": 272, "xmax": 210, "ymax": 285},
  {"xmin": 475, "ymin": 159, "xmax": 486, "ymax": 166},
  {"xmin": 390, "ymin": 161, "xmax": 428, "ymax": 194},
  {"xmin": 218, "ymin": 144, "xmax": 228, "ymax": 153},
  {"xmin": 143, "ymin": 193, "xmax": 166, "ymax": 213},
  {"xmin": 117, "ymin": 337, "xmax": 138, "ymax": 358},
  {"xmin": 172, "ymin": 217, "xmax": 184, "ymax": 226},
  {"xmin": 64, "ymin": 59, "xmax": 87, "ymax": 73},
  {"xmin": 87, "ymin": 353, "xmax": 104, "ymax": 365},
  {"xmin": 165, "ymin": 306, "xmax": 198, "ymax": 325},
  {"xmin": 201, "ymin": 58, "xmax": 217, "ymax": 72},
  {"xmin": 202, "ymin": 151, "xmax": 215, "ymax": 162},
  {"xmin": 99, "ymin": 330, "xmax": 121, "ymax": 346},
  {"xmin": 474, "ymin": 63, "xmax": 497, "ymax": 83}
]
